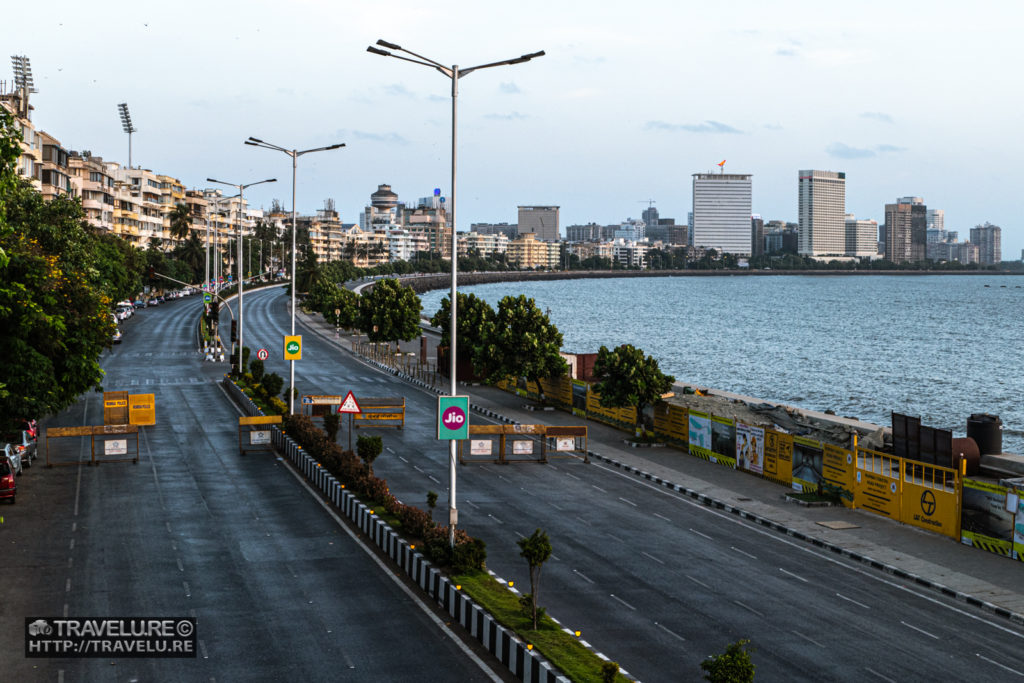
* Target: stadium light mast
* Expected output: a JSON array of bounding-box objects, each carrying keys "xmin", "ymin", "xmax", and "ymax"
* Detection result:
[
  {"xmin": 118, "ymin": 103, "xmax": 137, "ymax": 169},
  {"xmin": 10, "ymin": 55, "xmax": 37, "ymax": 118}
]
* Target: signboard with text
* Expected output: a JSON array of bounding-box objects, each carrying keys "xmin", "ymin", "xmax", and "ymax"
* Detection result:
[{"xmin": 437, "ymin": 396, "xmax": 469, "ymax": 440}]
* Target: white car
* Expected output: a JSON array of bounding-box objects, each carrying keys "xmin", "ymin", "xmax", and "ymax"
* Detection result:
[{"xmin": 4, "ymin": 443, "xmax": 22, "ymax": 476}]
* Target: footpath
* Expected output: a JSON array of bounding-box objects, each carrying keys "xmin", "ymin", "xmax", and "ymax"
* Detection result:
[{"xmin": 297, "ymin": 306, "xmax": 1024, "ymax": 625}]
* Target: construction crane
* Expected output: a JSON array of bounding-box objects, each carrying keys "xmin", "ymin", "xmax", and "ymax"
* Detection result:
[{"xmin": 638, "ymin": 199, "xmax": 656, "ymax": 210}]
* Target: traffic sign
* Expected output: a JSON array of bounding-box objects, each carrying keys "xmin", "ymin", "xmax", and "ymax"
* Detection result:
[
  {"xmin": 301, "ymin": 396, "xmax": 313, "ymax": 405},
  {"xmin": 203, "ymin": 293, "xmax": 212, "ymax": 304},
  {"xmin": 256, "ymin": 348, "xmax": 269, "ymax": 361},
  {"xmin": 437, "ymin": 395, "xmax": 469, "ymax": 440},
  {"xmin": 338, "ymin": 391, "xmax": 361, "ymax": 414},
  {"xmin": 284, "ymin": 335, "xmax": 302, "ymax": 360}
]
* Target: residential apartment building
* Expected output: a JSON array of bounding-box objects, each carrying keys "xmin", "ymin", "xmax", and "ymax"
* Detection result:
[
  {"xmin": 751, "ymin": 215, "xmax": 764, "ymax": 257},
  {"xmin": 798, "ymin": 170, "xmax": 846, "ymax": 257},
  {"xmin": 844, "ymin": 214, "xmax": 878, "ymax": 258},
  {"xmin": 470, "ymin": 222, "xmax": 518, "ymax": 239},
  {"xmin": 0, "ymin": 82, "xmax": 42, "ymax": 191},
  {"xmin": 884, "ymin": 197, "xmax": 927, "ymax": 263},
  {"xmin": 611, "ymin": 239, "xmax": 649, "ymax": 268},
  {"xmin": 565, "ymin": 223, "xmax": 603, "ymax": 242},
  {"xmin": 68, "ymin": 152, "xmax": 116, "ymax": 231},
  {"xmin": 970, "ymin": 223, "xmax": 1002, "ymax": 265},
  {"xmin": 692, "ymin": 173, "xmax": 753, "ymax": 255},
  {"xmin": 38, "ymin": 130, "xmax": 72, "ymax": 201},
  {"xmin": 507, "ymin": 233, "xmax": 560, "ymax": 269},
  {"xmin": 927, "ymin": 208, "xmax": 944, "ymax": 232},
  {"xmin": 517, "ymin": 206, "xmax": 560, "ymax": 241},
  {"xmin": 458, "ymin": 231, "xmax": 509, "ymax": 259}
]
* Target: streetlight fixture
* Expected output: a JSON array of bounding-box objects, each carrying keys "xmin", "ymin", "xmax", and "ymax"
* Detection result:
[
  {"xmin": 367, "ymin": 39, "xmax": 544, "ymax": 546},
  {"xmin": 206, "ymin": 177, "xmax": 277, "ymax": 375},
  {"xmin": 244, "ymin": 137, "xmax": 345, "ymax": 415},
  {"xmin": 117, "ymin": 103, "xmax": 136, "ymax": 169}
]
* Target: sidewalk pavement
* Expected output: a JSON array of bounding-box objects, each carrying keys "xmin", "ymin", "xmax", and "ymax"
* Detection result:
[{"xmin": 297, "ymin": 306, "xmax": 1024, "ymax": 625}]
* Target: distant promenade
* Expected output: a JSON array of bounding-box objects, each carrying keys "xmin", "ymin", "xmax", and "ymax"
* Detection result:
[{"xmin": 400, "ymin": 268, "xmax": 1017, "ymax": 294}]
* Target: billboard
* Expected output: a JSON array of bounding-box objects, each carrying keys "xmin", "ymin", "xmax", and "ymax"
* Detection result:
[
  {"xmin": 736, "ymin": 423, "xmax": 764, "ymax": 474},
  {"xmin": 792, "ymin": 437, "xmax": 824, "ymax": 492},
  {"xmin": 763, "ymin": 429, "xmax": 793, "ymax": 485},
  {"xmin": 711, "ymin": 416, "xmax": 737, "ymax": 468},
  {"xmin": 822, "ymin": 444, "xmax": 855, "ymax": 507},
  {"xmin": 688, "ymin": 411, "xmax": 712, "ymax": 460},
  {"xmin": 961, "ymin": 479, "xmax": 1014, "ymax": 557},
  {"xmin": 855, "ymin": 468, "xmax": 900, "ymax": 520}
]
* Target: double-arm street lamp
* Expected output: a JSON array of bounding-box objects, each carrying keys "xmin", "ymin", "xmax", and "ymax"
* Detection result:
[
  {"xmin": 244, "ymin": 137, "xmax": 346, "ymax": 415},
  {"xmin": 206, "ymin": 177, "xmax": 277, "ymax": 374},
  {"xmin": 367, "ymin": 39, "xmax": 544, "ymax": 546}
]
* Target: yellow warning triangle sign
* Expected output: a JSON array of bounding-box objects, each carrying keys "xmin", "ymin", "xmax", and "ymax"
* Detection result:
[{"xmin": 338, "ymin": 391, "xmax": 361, "ymax": 414}]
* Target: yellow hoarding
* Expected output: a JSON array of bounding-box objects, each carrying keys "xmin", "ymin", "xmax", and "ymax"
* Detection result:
[
  {"xmin": 901, "ymin": 479, "xmax": 959, "ymax": 539},
  {"xmin": 855, "ymin": 469, "xmax": 900, "ymax": 520},
  {"xmin": 792, "ymin": 436, "xmax": 824, "ymax": 492},
  {"xmin": 822, "ymin": 444, "xmax": 855, "ymax": 507},
  {"xmin": 128, "ymin": 393, "xmax": 156, "ymax": 426},
  {"xmin": 763, "ymin": 429, "xmax": 793, "ymax": 485}
]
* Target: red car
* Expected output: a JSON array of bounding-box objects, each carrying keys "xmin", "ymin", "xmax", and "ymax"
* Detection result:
[{"xmin": 0, "ymin": 459, "xmax": 14, "ymax": 503}]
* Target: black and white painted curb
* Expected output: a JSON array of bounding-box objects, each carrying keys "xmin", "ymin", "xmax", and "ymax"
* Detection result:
[{"xmin": 223, "ymin": 378, "xmax": 571, "ymax": 682}]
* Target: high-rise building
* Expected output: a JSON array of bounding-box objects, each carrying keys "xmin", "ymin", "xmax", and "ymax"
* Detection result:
[
  {"xmin": 970, "ymin": 223, "xmax": 1002, "ymax": 265},
  {"xmin": 798, "ymin": 170, "xmax": 846, "ymax": 257},
  {"xmin": 691, "ymin": 173, "xmax": 753, "ymax": 255},
  {"xmin": 884, "ymin": 197, "xmax": 927, "ymax": 263},
  {"xmin": 470, "ymin": 222, "xmax": 518, "ymax": 239},
  {"xmin": 926, "ymin": 208, "xmax": 944, "ymax": 233},
  {"xmin": 641, "ymin": 206, "xmax": 659, "ymax": 232},
  {"xmin": 844, "ymin": 214, "xmax": 878, "ymax": 258},
  {"xmin": 751, "ymin": 215, "xmax": 764, "ymax": 257},
  {"xmin": 517, "ymin": 206, "xmax": 560, "ymax": 241}
]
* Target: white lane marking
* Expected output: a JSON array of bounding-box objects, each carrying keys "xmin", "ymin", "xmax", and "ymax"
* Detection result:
[
  {"xmin": 591, "ymin": 484, "xmax": 608, "ymax": 493},
  {"xmin": 976, "ymin": 653, "xmax": 1024, "ymax": 677},
  {"xmin": 610, "ymin": 594, "xmax": 636, "ymax": 611},
  {"xmin": 71, "ymin": 522, "xmax": 76, "ymax": 532},
  {"xmin": 488, "ymin": 514, "xmax": 504, "ymax": 525},
  {"xmin": 791, "ymin": 630, "xmax": 825, "ymax": 648},
  {"xmin": 547, "ymin": 464, "xmax": 559, "ymax": 471},
  {"xmin": 385, "ymin": 447, "xmax": 394, "ymax": 454},
  {"xmin": 515, "ymin": 530, "xmax": 527, "ymax": 539},
  {"xmin": 779, "ymin": 568, "xmax": 808, "ymax": 583},
  {"xmin": 199, "ymin": 639, "xmax": 209, "ymax": 659},
  {"xmin": 590, "ymin": 460, "xmax": 1024, "ymax": 642},
  {"xmin": 58, "ymin": 670, "xmax": 64, "ymax": 683},
  {"xmin": 69, "ymin": 538, "xmax": 75, "ymax": 550},
  {"xmin": 277, "ymin": 453, "xmax": 503, "ymax": 682},
  {"xmin": 731, "ymin": 546, "xmax": 757, "ymax": 560},
  {"xmin": 901, "ymin": 621, "xmax": 939, "ymax": 640},
  {"xmin": 640, "ymin": 551, "xmax": 665, "ymax": 565},
  {"xmin": 575, "ymin": 516, "xmax": 591, "ymax": 526},
  {"xmin": 413, "ymin": 465, "xmax": 423, "ymax": 473},
  {"xmin": 836, "ymin": 592, "xmax": 870, "ymax": 609},
  {"xmin": 654, "ymin": 512, "xmax": 671, "ymax": 522},
  {"xmin": 733, "ymin": 600, "xmax": 763, "ymax": 618},
  {"xmin": 183, "ymin": 581, "xmax": 191, "ymax": 597},
  {"xmin": 655, "ymin": 622, "xmax": 686, "ymax": 642},
  {"xmin": 865, "ymin": 667, "xmax": 897, "ymax": 683},
  {"xmin": 606, "ymin": 533, "xmax": 625, "ymax": 543},
  {"xmin": 574, "ymin": 569, "xmax": 595, "ymax": 584},
  {"xmin": 428, "ymin": 475, "xmax": 441, "ymax": 484},
  {"xmin": 398, "ymin": 455, "xmax": 408, "ymax": 463},
  {"xmin": 618, "ymin": 497, "xmax": 637, "ymax": 507},
  {"xmin": 549, "ymin": 502, "xmax": 564, "ymax": 511},
  {"xmin": 564, "ymin": 472, "xmax": 581, "ymax": 481},
  {"xmin": 465, "ymin": 500, "xmax": 479, "ymax": 509},
  {"xmin": 177, "ymin": 559, "xmax": 184, "ymax": 572},
  {"xmin": 63, "ymin": 603, "xmax": 68, "ymax": 617},
  {"xmin": 65, "ymin": 579, "xmax": 71, "ymax": 593},
  {"xmin": 689, "ymin": 528, "xmax": 713, "ymax": 541},
  {"xmin": 499, "ymin": 475, "xmax": 512, "ymax": 483},
  {"xmin": 685, "ymin": 574, "xmax": 711, "ymax": 590}
]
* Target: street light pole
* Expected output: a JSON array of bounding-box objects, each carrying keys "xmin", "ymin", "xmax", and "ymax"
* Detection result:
[
  {"xmin": 207, "ymin": 177, "xmax": 276, "ymax": 375},
  {"xmin": 367, "ymin": 40, "xmax": 544, "ymax": 546},
  {"xmin": 245, "ymin": 137, "xmax": 345, "ymax": 415}
]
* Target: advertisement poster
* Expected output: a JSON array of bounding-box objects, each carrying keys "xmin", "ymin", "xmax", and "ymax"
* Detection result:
[
  {"xmin": 736, "ymin": 423, "xmax": 764, "ymax": 474},
  {"xmin": 711, "ymin": 416, "xmax": 737, "ymax": 468},
  {"xmin": 512, "ymin": 440, "xmax": 534, "ymax": 455},
  {"xmin": 1015, "ymin": 491, "xmax": 1024, "ymax": 560},
  {"xmin": 961, "ymin": 479, "xmax": 1014, "ymax": 556},
  {"xmin": 792, "ymin": 436, "xmax": 824, "ymax": 492},
  {"xmin": 822, "ymin": 444, "xmax": 855, "ymax": 506},
  {"xmin": 688, "ymin": 411, "xmax": 712, "ymax": 460},
  {"xmin": 763, "ymin": 429, "xmax": 793, "ymax": 484}
]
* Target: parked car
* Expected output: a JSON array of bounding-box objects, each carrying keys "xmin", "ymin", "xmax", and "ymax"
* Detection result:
[
  {"xmin": 112, "ymin": 328, "xmax": 123, "ymax": 344},
  {"xmin": 4, "ymin": 443, "xmax": 23, "ymax": 476},
  {"xmin": 0, "ymin": 459, "xmax": 14, "ymax": 503},
  {"xmin": 134, "ymin": 300, "xmax": 146, "ymax": 309},
  {"xmin": 3, "ymin": 430, "xmax": 36, "ymax": 468}
]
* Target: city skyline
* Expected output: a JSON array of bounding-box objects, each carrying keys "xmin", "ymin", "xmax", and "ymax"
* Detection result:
[{"xmin": 3, "ymin": 1, "xmax": 1021, "ymax": 258}]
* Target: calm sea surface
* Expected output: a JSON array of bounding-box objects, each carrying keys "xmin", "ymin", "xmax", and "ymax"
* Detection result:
[{"xmin": 420, "ymin": 274, "xmax": 1024, "ymax": 455}]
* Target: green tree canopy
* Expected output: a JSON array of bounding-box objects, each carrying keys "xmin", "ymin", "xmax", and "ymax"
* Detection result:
[
  {"xmin": 517, "ymin": 528, "xmax": 552, "ymax": 630},
  {"xmin": 168, "ymin": 202, "xmax": 192, "ymax": 241},
  {"xmin": 358, "ymin": 278, "xmax": 422, "ymax": 344},
  {"xmin": 429, "ymin": 292, "xmax": 496, "ymax": 377},
  {"xmin": 592, "ymin": 344, "xmax": 675, "ymax": 434},
  {"xmin": 481, "ymin": 294, "xmax": 566, "ymax": 399},
  {"xmin": 308, "ymin": 279, "xmax": 360, "ymax": 329},
  {"xmin": 701, "ymin": 639, "xmax": 755, "ymax": 682}
]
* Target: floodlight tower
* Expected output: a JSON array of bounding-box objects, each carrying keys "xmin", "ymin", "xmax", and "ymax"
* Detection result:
[
  {"xmin": 118, "ymin": 103, "xmax": 137, "ymax": 169},
  {"xmin": 10, "ymin": 55, "xmax": 37, "ymax": 118}
]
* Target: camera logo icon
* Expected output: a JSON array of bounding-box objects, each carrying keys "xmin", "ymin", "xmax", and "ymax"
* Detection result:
[{"xmin": 28, "ymin": 619, "xmax": 53, "ymax": 637}]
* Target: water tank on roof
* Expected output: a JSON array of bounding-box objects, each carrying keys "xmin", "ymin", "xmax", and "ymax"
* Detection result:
[{"xmin": 966, "ymin": 413, "xmax": 1002, "ymax": 456}]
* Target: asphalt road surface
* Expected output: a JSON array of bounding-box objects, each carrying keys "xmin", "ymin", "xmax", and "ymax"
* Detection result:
[
  {"xmin": 1, "ymin": 291, "xmax": 503, "ymax": 682},
  {"xmin": 233, "ymin": 286, "xmax": 1024, "ymax": 683}
]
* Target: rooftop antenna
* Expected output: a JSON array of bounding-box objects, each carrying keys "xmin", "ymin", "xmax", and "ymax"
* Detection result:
[
  {"xmin": 118, "ymin": 103, "xmax": 137, "ymax": 169},
  {"xmin": 10, "ymin": 55, "xmax": 37, "ymax": 118}
]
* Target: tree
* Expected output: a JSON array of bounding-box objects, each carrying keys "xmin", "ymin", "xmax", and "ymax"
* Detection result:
[
  {"xmin": 358, "ymin": 278, "xmax": 422, "ymax": 347},
  {"xmin": 173, "ymin": 231, "xmax": 205, "ymax": 284},
  {"xmin": 701, "ymin": 639, "xmax": 755, "ymax": 682},
  {"xmin": 356, "ymin": 434, "xmax": 383, "ymax": 475},
  {"xmin": 592, "ymin": 344, "xmax": 675, "ymax": 436},
  {"xmin": 429, "ymin": 292, "xmax": 496, "ymax": 377},
  {"xmin": 308, "ymin": 279, "xmax": 360, "ymax": 329},
  {"xmin": 168, "ymin": 202, "xmax": 192, "ymax": 242},
  {"xmin": 481, "ymin": 295, "xmax": 567, "ymax": 401},
  {"xmin": 517, "ymin": 528, "xmax": 552, "ymax": 629}
]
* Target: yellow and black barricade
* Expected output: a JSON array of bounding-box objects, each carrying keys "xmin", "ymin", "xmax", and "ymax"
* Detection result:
[
  {"xmin": 353, "ymin": 397, "xmax": 406, "ymax": 429},
  {"xmin": 239, "ymin": 415, "xmax": 282, "ymax": 455},
  {"xmin": 46, "ymin": 424, "xmax": 140, "ymax": 467}
]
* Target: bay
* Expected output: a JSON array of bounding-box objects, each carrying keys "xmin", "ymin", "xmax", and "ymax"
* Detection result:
[{"xmin": 421, "ymin": 274, "xmax": 1024, "ymax": 455}]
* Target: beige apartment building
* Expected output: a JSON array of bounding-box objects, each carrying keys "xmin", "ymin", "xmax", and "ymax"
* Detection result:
[
  {"xmin": 507, "ymin": 233, "xmax": 560, "ymax": 269},
  {"xmin": 458, "ymin": 231, "xmax": 509, "ymax": 259},
  {"xmin": 68, "ymin": 152, "xmax": 116, "ymax": 231},
  {"xmin": 0, "ymin": 84, "xmax": 43, "ymax": 191}
]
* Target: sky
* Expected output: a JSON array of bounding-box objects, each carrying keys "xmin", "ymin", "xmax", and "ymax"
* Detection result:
[{"xmin": 4, "ymin": 0, "xmax": 1022, "ymax": 258}]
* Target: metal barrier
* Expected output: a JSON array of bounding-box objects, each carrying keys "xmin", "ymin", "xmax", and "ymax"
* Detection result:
[
  {"xmin": 459, "ymin": 424, "xmax": 587, "ymax": 465},
  {"xmin": 45, "ymin": 424, "xmax": 140, "ymax": 467},
  {"xmin": 239, "ymin": 415, "xmax": 282, "ymax": 455},
  {"xmin": 545, "ymin": 426, "xmax": 589, "ymax": 463},
  {"xmin": 353, "ymin": 397, "xmax": 406, "ymax": 429}
]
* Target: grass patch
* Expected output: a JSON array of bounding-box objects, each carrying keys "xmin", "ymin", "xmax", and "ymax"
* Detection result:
[{"xmin": 454, "ymin": 572, "xmax": 630, "ymax": 683}]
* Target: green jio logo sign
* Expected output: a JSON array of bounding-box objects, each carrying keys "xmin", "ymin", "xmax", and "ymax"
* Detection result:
[
  {"xmin": 284, "ymin": 335, "xmax": 302, "ymax": 360},
  {"xmin": 437, "ymin": 396, "xmax": 469, "ymax": 440}
]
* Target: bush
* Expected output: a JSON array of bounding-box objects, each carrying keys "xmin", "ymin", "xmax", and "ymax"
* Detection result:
[
  {"xmin": 250, "ymin": 358, "xmax": 265, "ymax": 384},
  {"xmin": 242, "ymin": 346, "xmax": 251, "ymax": 372},
  {"xmin": 357, "ymin": 434, "xmax": 383, "ymax": 475},
  {"xmin": 261, "ymin": 372, "xmax": 284, "ymax": 398}
]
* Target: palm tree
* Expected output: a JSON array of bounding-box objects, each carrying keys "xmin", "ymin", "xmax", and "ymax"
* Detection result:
[
  {"xmin": 175, "ymin": 232, "xmax": 205, "ymax": 283},
  {"xmin": 168, "ymin": 203, "xmax": 192, "ymax": 242}
]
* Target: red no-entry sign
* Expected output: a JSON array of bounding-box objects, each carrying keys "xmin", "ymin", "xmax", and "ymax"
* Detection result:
[{"xmin": 256, "ymin": 348, "xmax": 269, "ymax": 361}]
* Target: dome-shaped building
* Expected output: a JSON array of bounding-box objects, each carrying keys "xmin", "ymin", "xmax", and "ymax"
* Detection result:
[{"xmin": 370, "ymin": 184, "xmax": 399, "ymax": 210}]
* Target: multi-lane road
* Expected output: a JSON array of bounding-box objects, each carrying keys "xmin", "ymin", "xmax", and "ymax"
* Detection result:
[
  {"xmin": 235, "ymin": 285, "xmax": 1024, "ymax": 682},
  {"xmin": 2, "ymin": 291, "xmax": 502, "ymax": 682}
]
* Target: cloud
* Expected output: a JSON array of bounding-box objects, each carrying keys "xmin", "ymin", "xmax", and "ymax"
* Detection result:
[
  {"xmin": 775, "ymin": 48, "xmax": 798, "ymax": 57},
  {"xmin": 644, "ymin": 120, "xmax": 743, "ymax": 134},
  {"xmin": 426, "ymin": 94, "xmax": 448, "ymax": 103},
  {"xmin": 763, "ymin": 123, "xmax": 783, "ymax": 130},
  {"xmin": 876, "ymin": 144, "xmax": 907, "ymax": 153},
  {"xmin": 826, "ymin": 142, "xmax": 876, "ymax": 159},
  {"xmin": 499, "ymin": 82, "xmax": 520, "ymax": 94},
  {"xmin": 484, "ymin": 112, "xmax": 528, "ymax": 121},
  {"xmin": 383, "ymin": 83, "xmax": 414, "ymax": 97},
  {"xmin": 337, "ymin": 129, "xmax": 409, "ymax": 145},
  {"xmin": 861, "ymin": 111, "xmax": 893, "ymax": 123}
]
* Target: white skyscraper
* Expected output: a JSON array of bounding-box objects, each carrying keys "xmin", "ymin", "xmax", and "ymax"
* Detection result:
[
  {"xmin": 691, "ymin": 173, "xmax": 753, "ymax": 255},
  {"xmin": 798, "ymin": 170, "xmax": 846, "ymax": 257},
  {"xmin": 844, "ymin": 214, "xmax": 878, "ymax": 258},
  {"xmin": 927, "ymin": 208, "xmax": 944, "ymax": 232}
]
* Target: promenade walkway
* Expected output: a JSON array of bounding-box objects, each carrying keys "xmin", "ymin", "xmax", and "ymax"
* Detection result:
[{"xmin": 298, "ymin": 305, "xmax": 1024, "ymax": 624}]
